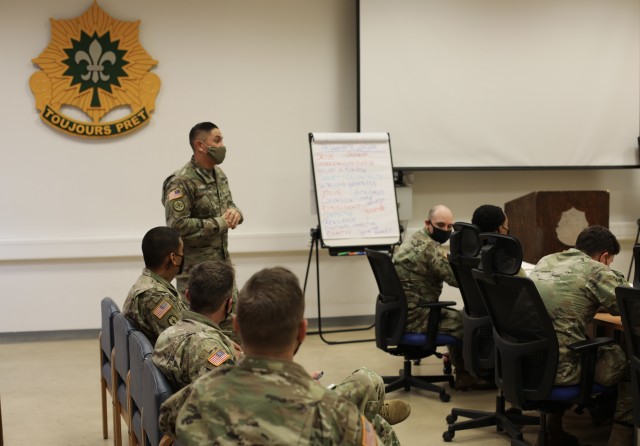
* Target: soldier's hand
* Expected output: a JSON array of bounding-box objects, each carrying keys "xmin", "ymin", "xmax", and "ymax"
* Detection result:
[
  {"xmin": 231, "ymin": 340, "xmax": 244, "ymax": 359},
  {"xmin": 224, "ymin": 208, "xmax": 241, "ymax": 229}
]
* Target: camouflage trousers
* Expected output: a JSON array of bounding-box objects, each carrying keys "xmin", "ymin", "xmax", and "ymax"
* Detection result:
[
  {"xmin": 334, "ymin": 367, "xmax": 400, "ymax": 446},
  {"xmin": 558, "ymin": 343, "xmax": 631, "ymax": 425},
  {"xmin": 411, "ymin": 307, "xmax": 464, "ymax": 368},
  {"xmin": 176, "ymin": 276, "xmax": 240, "ymax": 344},
  {"xmin": 591, "ymin": 344, "xmax": 631, "ymax": 425}
]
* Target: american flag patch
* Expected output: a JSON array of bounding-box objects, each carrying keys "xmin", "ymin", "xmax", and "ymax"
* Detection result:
[
  {"xmin": 168, "ymin": 189, "xmax": 183, "ymax": 200},
  {"xmin": 152, "ymin": 301, "xmax": 172, "ymax": 319},
  {"xmin": 360, "ymin": 415, "xmax": 378, "ymax": 446},
  {"xmin": 208, "ymin": 349, "xmax": 231, "ymax": 367}
]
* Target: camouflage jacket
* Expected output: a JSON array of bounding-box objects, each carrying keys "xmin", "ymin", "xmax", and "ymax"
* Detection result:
[
  {"xmin": 122, "ymin": 269, "xmax": 188, "ymax": 345},
  {"xmin": 153, "ymin": 310, "xmax": 237, "ymax": 390},
  {"xmin": 393, "ymin": 227, "xmax": 458, "ymax": 332},
  {"xmin": 159, "ymin": 356, "xmax": 382, "ymax": 445},
  {"xmin": 530, "ymin": 248, "xmax": 629, "ymax": 384},
  {"xmin": 162, "ymin": 157, "xmax": 243, "ymax": 280}
]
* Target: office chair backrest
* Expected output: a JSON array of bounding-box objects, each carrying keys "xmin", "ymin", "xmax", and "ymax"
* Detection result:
[
  {"xmin": 142, "ymin": 357, "xmax": 173, "ymax": 446},
  {"xmin": 113, "ymin": 313, "xmax": 138, "ymax": 391},
  {"xmin": 473, "ymin": 234, "xmax": 558, "ymax": 408},
  {"xmin": 615, "ymin": 286, "xmax": 640, "ymax": 429},
  {"xmin": 449, "ymin": 223, "xmax": 484, "ymax": 317},
  {"xmin": 633, "ymin": 245, "xmax": 640, "ymax": 288},
  {"xmin": 365, "ymin": 248, "xmax": 407, "ymax": 350},
  {"xmin": 100, "ymin": 297, "xmax": 120, "ymax": 358},
  {"xmin": 449, "ymin": 223, "xmax": 494, "ymax": 377}
]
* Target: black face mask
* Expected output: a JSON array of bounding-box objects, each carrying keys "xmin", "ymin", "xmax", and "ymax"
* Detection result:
[
  {"xmin": 177, "ymin": 255, "xmax": 185, "ymax": 275},
  {"xmin": 430, "ymin": 226, "xmax": 452, "ymax": 244},
  {"xmin": 222, "ymin": 297, "xmax": 233, "ymax": 322}
]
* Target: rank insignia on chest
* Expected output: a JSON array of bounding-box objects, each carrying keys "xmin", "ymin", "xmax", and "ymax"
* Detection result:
[
  {"xmin": 208, "ymin": 349, "xmax": 230, "ymax": 367},
  {"xmin": 152, "ymin": 300, "xmax": 173, "ymax": 319}
]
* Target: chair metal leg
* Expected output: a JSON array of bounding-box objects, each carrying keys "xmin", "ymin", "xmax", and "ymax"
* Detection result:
[
  {"xmin": 382, "ymin": 359, "xmax": 453, "ymax": 401},
  {"xmin": 443, "ymin": 393, "xmax": 539, "ymax": 442}
]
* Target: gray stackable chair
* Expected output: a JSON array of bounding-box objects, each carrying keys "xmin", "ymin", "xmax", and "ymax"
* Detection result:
[
  {"xmin": 112, "ymin": 312, "xmax": 138, "ymax": 446},
  {"xmin": 142, "ymin": 357, "xmax": 174, "ymax": 446},
  {"xmin": 128, "ymin": 331, "xmax": 153, "ymax": 446},
  {"xmin": 100, "ymin": 297, "xmax": 120, "ymax": 439}
]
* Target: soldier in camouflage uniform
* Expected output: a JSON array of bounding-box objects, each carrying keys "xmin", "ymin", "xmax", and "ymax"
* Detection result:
[
  {"xmin": 123, "ymin": 227, "xmax": 189, "ymax": 345},
  {"xmin": 392, "ymin": 206, "xmax": 472, "ymax": 380},
  {"xmin": 162, "ymin": 122, "xmax": 242, "ymax": 295},
  {"xmin": 159, "ymin": 267, "xmax": 406, "ymax": 445},
  {"xmin": 153, "ymin": 261, "xmax": 241, "ymax": 390},
  {"xmin": 530, "ymin": 225, "xmax": 632, "ymax": 446}
]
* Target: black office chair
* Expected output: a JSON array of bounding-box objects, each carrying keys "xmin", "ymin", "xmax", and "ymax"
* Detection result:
[
  {"xmin": 129, "ymin": 331, "xmax": 153, "ymax": 446},
  {"xmin": 142, "ymin": 357, "xmax": 175, "ymax": 446},
  {"xmin": 99, "ymin": 297, "xmax": 120, "ymax": 440},
  {"xmin": 444, "ymin": 224, "xmax": 538, "ymax": 441},
  {"xmin": 365, "ymin": 248, "xmax": 458, "ymax": 402},
  {"xmin": 615, "ymin": 286, "xmax": 640, "ymax": 441},
  {"xmin": 632, "ymin": 245, "xmax": 640, "ymax": 288},
  {"xmin": 467, "ymin": 234, "xmax": 614, "ymax": 446}
]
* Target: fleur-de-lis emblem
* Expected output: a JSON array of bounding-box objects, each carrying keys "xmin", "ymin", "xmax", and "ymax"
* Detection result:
[
  {"xmin": 61, "ymin": 31, "xmax": 128, "ymax": 108},
  {"xmin": 75, "ymin": 39, "xmax": 116, "ymax": 83}
]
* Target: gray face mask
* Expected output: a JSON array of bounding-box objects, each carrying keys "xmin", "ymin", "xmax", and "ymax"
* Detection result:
[{"xmin": 207, "ymin": 145, "xmax": 227, "ymax": 164}]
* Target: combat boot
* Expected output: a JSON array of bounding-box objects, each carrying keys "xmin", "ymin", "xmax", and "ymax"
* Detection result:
[
  {"xmin": 379, "ymin": 400, "xmax": 411, "ymax": 425},
  {"xmin": 454, "ymin": 369, "xmax": 497, "ymax": 391},
  {"xmin": 606, "ymin": 422, "xmax": 633, "ymax": 446}
]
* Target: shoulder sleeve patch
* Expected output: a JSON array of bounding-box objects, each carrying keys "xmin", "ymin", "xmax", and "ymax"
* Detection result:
[
  {"xmin": 172, "ymin": 200, "xmax": 185, "ymax": 212},
  {"xmin": 168, "ymin": 189, "xmax": 183, "ymax": 201},
  {"xmin": 361, "ymin": 415, "xmax": 378, "ymax": 446},
  {"xmin": 152, "ymin": 300, "xmax": 173, "ymax": 320},
  {"xmin": 207, "ymin": 349, "xmax": 231, "ymax": 367}
]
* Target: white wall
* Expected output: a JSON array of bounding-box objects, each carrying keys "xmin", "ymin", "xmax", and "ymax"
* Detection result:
[{"xmin": 1, "ymin": 0, "xmax": 638, "ymax": 333}]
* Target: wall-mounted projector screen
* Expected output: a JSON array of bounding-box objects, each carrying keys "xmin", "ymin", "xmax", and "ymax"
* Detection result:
[{"xmin": 359, "ymin": 0, "xmax": 640, "ymax": 169}]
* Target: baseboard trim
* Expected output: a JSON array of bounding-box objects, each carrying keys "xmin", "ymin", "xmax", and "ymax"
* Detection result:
[{"xmin": 0, "ymin": 316, "xmax": 375, "ymax": 343}]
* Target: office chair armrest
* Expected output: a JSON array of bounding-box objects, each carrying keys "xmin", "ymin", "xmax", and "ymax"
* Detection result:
[
  {"xmin": 567, "ymin": 337, "xmax": 615, "ymax": 411},
  {"xmin": 416, "ymin": 300, "xmax": 457, "ymax": 309},
  {"xmin": 567, "ymin": 337, "xmax": 614, "ymax": 352}
]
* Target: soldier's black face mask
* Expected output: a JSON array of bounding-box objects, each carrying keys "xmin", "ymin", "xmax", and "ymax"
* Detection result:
[
  {"xmin": 430, "ymin": 226, "xmax": 452, "ymax": 244},
  {"xmin": 222, "ymin": 297, "xmax": 233, "ymax": 322},
  {"xmin": 171, "ymin": 253, "xmax": 185, "ymax": 275}
]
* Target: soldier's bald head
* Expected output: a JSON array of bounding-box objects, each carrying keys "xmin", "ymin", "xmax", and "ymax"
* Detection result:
[{"xmin": 428, "ymin": 205, "xmax": 453, "ymax": 223}]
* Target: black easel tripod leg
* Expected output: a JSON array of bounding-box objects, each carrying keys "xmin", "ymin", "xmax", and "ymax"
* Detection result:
[{"xmin": 302, "ymin": 228, "xmax": 375, "ymax": 345}]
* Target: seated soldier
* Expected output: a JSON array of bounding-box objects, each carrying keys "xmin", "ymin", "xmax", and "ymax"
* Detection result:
[
  {"xmin": 530, "ymin": 225, "xmax": 632, "ymax": 446},
  {"xmin": 153, "ymin": 261, "xmax": 241, "ymax": 390},
  {"xmin": 393, "ymin": 204, "xmax": 493, "ymax": 390},
  {"xmin": 159, "ymin": 266, "xmax": 411, "ymax": 445},
  {"xmin": 123, "ymin": 227, "xmax": 188, "ymax": 344}
]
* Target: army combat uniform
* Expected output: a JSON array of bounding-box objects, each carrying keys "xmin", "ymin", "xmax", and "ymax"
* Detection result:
[
  {"xmin": 530, "ymin": 248, "xmax": 632, "ymax": 425},
  {"xmin": 162, "ymin": 157, "xmax": 243, "ymax": 295},
  {"xmin": 160, "ymin": 357, "xmax": 398, "ymax": 445},
  {"xmin": 153, "ymin": 309, "xmax": 237, "ymax": 390},
  {"xmin": 393, "ymin": 228, "xmax": 462, "ymax": 367},
  {"xmin": 122, "ymin": 269, "xmax": 188, "ymax": 345}
]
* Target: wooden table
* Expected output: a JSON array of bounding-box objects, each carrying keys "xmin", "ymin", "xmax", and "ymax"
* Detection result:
[{"xmin": 591, "ymin": 312, "xmax": 623, "ymax": 339}]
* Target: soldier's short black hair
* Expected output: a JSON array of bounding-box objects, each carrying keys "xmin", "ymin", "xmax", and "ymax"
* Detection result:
[
  {"xmin": 575, "ymin": 225, "xmax": 620, "ymax": 257},
  {"xmin": 238, "ymin": 267, "xmax": 304, "ymax": 351},
  {"xmin": 472, "ymin": 204, "xmax": 506, "ymax": 233},
  {"xmin": 189, "ymin": 122, "xmax": 218, "ymax": 150},
  {"xmin": 141, "ymin": 227, "xmax": 181, "ymax": 269},
  {"xmin": 188, "ymin": 261, "xmax": 235, "ymax": 314}
]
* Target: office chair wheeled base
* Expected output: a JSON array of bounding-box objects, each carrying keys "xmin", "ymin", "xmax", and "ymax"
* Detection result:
[
  {"xmin": 383, "ymin": 358, "xmax": 454, "ymax": 402},
  {"xmin": 442, "ymin": 394, "xmax": 539, "ymax": 442}
]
